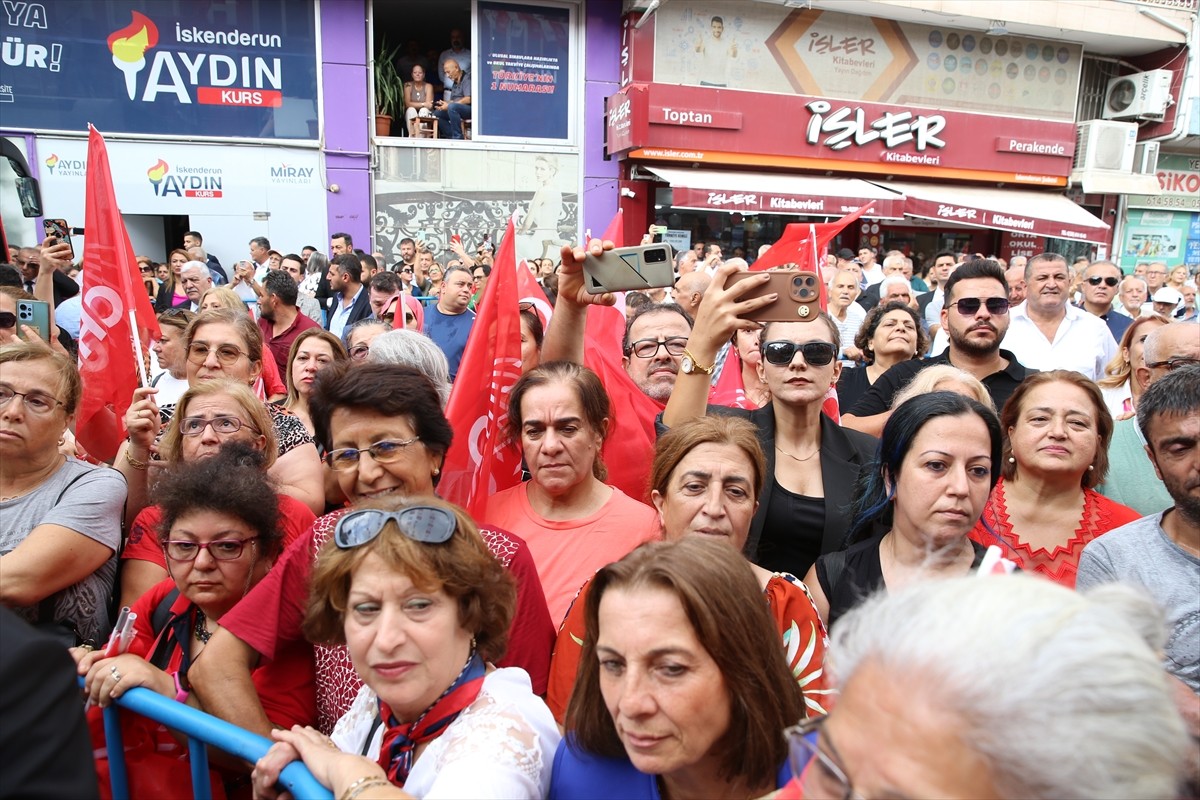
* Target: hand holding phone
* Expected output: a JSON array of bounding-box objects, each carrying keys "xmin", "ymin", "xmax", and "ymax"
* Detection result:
[
  {"xmin": 42, "ymin": 219, "xmax": 74, "ymax": 262},
  {"xmin": 583, "ymin": 243, "xmax": 675, "ymax": 294},
  {"xmin": 16, "ymin": 299, "xmax": 52, "ymax": 341},
  {"xmin": 726, "ymin": 270, "xmax": 823, "ymax": 322}
]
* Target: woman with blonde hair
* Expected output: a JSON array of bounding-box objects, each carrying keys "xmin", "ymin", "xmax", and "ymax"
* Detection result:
[
  {"xmin": 1096, "ymin": 313, "xmax": 1170, "ymax": 418},
  {"xmin": 890, "ymin": 364, "xmax": 993, "ymax": 411},
  {"xmin": 195, "ymin": 288, "xmax": 287, "ymax": 399}
]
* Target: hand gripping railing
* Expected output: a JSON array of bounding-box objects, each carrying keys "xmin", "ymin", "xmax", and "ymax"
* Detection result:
[{"xmin": 90, "ymin": 681, "xmax": 332, "ymax": 800}]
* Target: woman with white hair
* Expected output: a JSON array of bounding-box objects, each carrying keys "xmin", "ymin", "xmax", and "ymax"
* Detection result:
[
  {"xmin": 366, "ymin": 328, "xmax": 452, "ymax": 407},
  {"xmin": 785, "ymin": 576, "xmax": 1190, "ymax": 799}
]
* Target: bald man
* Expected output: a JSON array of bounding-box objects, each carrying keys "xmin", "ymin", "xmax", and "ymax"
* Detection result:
[{"xmin": 674, "ymin": 272, "xmax": 710, "ymax": 319}]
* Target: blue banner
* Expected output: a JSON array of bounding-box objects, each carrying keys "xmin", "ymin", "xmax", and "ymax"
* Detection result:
[
  {"xmin": 0, "ymin": 0, "xmax": 318, "ymax": 139},
  {"xmin": 477, "ymin": 1, "xmax": 570, "ymax": 140}
]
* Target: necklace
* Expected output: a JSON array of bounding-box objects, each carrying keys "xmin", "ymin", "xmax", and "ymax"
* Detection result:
[
  {"xmin": 194, "ymin": 609, "xmax": 212, "ymax": 643},
  {"xmin": 775, "ymin": 443, "xmax": 819, "ymax": 462}
]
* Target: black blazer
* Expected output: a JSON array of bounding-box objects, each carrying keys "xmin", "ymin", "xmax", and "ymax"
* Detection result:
[
  {"xmin": 325, "ymin": 285, "xmax": 372, "ymax": 333},
  {"xmin": 709, "ymin": 405, "xmax": 879, "ymax": 562}
]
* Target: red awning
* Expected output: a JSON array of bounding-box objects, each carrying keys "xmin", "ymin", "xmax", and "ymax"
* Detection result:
[
  {"xmin": 874, "ymin": 181, "xmax": 1110, "ymax": 244},
  {"xmin": 647, "ymin": 166, "xmax": 906, "ymax": 219}
]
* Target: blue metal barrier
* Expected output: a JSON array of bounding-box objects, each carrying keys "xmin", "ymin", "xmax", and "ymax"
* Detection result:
[{"xmin": 91, "ymin": 682, "xmax": 333, "ymax": 800}]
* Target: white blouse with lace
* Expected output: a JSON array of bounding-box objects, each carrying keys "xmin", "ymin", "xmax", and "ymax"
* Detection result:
[{"xmin": 330, "ymin": 667, "xmax": 560, "ymax": 799}]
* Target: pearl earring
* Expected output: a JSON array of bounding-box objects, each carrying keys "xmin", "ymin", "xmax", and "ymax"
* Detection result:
[{"xmin": 1008, "ymin": 456, "xmax": 1015, "ymax": 464}]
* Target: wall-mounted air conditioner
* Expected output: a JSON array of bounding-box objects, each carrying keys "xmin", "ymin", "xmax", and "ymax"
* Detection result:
[
  {"xmin": 1074, "ymin": 120, "xmax": 1137, "ymax": 173},
  {"xmin": 1102, "ymin": 69, "xmax": 1173, "ymax": 121}
]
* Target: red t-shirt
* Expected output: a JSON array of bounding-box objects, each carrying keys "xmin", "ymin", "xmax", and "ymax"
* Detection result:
[
  {"xmin": 128, "ymin": 579, "xmax": 315, "ymax": 730},
  {"xmin": 123, "ymin": 494, "xmax": 316, "ymax": 574},
  {"xmin": 220, "ymin": 510, "xmax": 555, "ymax": 734},
  {"xmin": 258, "ymin": 312, "xmax": 320, "ymax": 377}
]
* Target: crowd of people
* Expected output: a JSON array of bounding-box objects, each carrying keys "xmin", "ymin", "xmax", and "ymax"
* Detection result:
[{"xmin": 0, "ymin": 227, "xmax": 1197, "ymax": 800}]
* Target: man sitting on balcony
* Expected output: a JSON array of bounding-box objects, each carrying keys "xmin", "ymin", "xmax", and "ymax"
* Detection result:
[{"xmin": 434, "ymin": 58, "xmax": 472, "ymax": 140}]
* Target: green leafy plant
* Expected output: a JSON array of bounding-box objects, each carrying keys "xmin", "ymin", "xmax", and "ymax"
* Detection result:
[{"xmin": 373, "ymin": 37, "xmax": 403, "ymax": 119}]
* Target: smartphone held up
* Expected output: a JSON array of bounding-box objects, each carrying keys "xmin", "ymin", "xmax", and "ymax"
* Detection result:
[{"xmin": 582, "ymin": 243, "xmax": 675, "ymax": 294}]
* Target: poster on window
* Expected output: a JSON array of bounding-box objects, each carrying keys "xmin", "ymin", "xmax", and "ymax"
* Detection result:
[
  {"xmin": 477, "ymin": 1, "xmax": 571, "ymax": 140},
  {"xmin": 0, "ymin": 0, "xmax": 318, "ymax": 139}
]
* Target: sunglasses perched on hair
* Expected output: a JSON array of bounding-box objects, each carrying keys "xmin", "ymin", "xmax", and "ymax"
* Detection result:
[
  {"xmin": 334, "ymin": 505, "xmax": 456, "ymax": 549},
  {"xmin": 1086, "ymin": 276, "xmax": 1120, "ymax": 287},
  {"xmin": 950, "ymin": 297, "xmax": 1010, "ymax": 316},
  {"xmin": 761, "ymin": 340, "xmax": 837, "ymax": 367}
]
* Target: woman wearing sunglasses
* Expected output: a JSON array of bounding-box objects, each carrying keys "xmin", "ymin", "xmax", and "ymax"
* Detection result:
[
  {"xmin": 188, "ymin": 362, "xmax": 555, "ymax": 742},
  {"xmin": 78, "ymin": 446, "xmax": 314, "ymax": 795},
  {"xmin": 252, "ymin": 499, "xmax": 560, "ymax": 799},
  {"xmin": 662, "ymin": 263, "xmax": 879, "ymax": 580},
  {"xmin": 119, "ymin": 380, "xmax": 316, "ymax": 607},
  {"xmin": 116, "ymin": 309, "xmax": 324, "ymax": 527}
]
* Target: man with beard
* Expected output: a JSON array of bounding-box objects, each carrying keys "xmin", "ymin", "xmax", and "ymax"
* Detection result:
[
  {"xmin": 258, "ymin": 270, "xmax": 318, "ymax": 374},
  {"xmin": 1002, "ymin": 252, "xmax": 1116, "ymax": 380},
  {"xmin": 177, "ymin": 261, "xmax": 213, "ymax": 311},
  {"xmin": 620, "ymin": 303, "xmax": 693, "ymax": 403},
  {"xmin": 843, "ymin": 259, "xmax": 1033, "ymax": 436},
  {"xmin": 1078, "ymin": 260, "xmax": 1131, "ymax": 342},
  {"xmin": 1079, "ymin": 365, "xmax": 1200, "ymax": 733}
]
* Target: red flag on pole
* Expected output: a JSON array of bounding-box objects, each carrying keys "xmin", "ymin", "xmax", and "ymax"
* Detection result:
[
  {"xmin": 75, "ymin": 125, "xmax": 161, "ymax": 462},
  {"xmin": 441, "ymin": 217, "xmax": 525, "ymax": 518}
]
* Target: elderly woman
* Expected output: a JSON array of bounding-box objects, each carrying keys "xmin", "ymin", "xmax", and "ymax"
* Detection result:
[
  {"xmin": 149, "ymin": 308, "xmax": 196, "ymax": 405},
  {"xmin": 282, "ymin": 329, "xmax": 348, "ymax": 435},
  {"xmin": 187, "ymin": 362, "xmax": 555, "ymax": 739},
  {"xmin": 0, "ymin": 342, "xmax": 126, "ymax": 646},
  {"xmin": 1097, "ymin": 313, "xmax": 1170, "ymax": 418},
  {"xmin": 805, "ymin": 392, "xmax": 1001, "ymax": 628},
  {"xmin": 836, "ymin": 301, "xmax": 929, "ymax": 410},
  {"xmin": 116, "ymin": 309, "xmax": 323, "ymax": 520},
  {"xmin": 195, "ymin": 291, "xmax": 288, "ymax": 398},
  {"xmin": 366, "ymin": 329, "xmax": 451, "ymax": 407},
  {"xmin": 346, "ymin": 319, "xmax": 391, "ymax": 362},
  {"xmin": 547, "ymin": 416, "xmax": 831, "ymax": 723},
  {"xmin": 663, "ymin": 265, "xmax": 879, "ymax": 579},
  {"xmin": 785, "ymin": 576, "xmax": 1190, "ymax": 799},
  {"xmin": 252, "ymin": 498, "xmax": 560, "ymax": 799},
  {"xmin": 552, "ymin": 537, "xmax": 805, "ymax": 798},
  {"xmin": 483, "ymin": 361, "xmax": 660, "ymax": 623},
  {"xmin": 78, "ymin": 446, "xmax": 314, "ymax": 795},
  {"xmin": 970, "ymin": 370, "xmax": 1140, "ymax": 587},
  {"xmin": 118, "ymin": 380, "xmax": 315, "ymax": 607}
]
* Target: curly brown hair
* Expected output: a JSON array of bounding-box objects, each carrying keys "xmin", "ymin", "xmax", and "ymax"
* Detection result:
[{"xmin": 853, "ymin": 301, "xmax": 929, "ymax": 363}]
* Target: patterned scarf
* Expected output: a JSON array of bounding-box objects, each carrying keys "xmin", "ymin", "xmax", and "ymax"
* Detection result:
[{"xmin": 377, "ymin": 651, "xmax": 486, "ymax": 786}]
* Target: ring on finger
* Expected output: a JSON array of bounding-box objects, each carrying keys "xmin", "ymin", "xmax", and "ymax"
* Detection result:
[{"xmin": 110, "ymin": 666, "xmax": 122, "ymax": 682}]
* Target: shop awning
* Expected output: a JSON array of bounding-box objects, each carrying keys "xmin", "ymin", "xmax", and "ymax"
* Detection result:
[
  {"xmin": 647, "ymin": 167, "xmax": 907, "ymax": 220},
  {"xmin": 872, "ymin": 181, "xmax": 1111, "ymax": 244}
]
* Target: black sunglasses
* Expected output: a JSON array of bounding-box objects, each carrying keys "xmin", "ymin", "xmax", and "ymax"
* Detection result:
[
  {"xmin": 333, "ymin": 505, "xmax": 456, "ymax": 549},
  {"xmin": 761, "ymin": 340, "xmax": 837, "ymax": 367},
  {"xmin": 951, "ymin": 297, "xmax": 1010, "ymax": 316},
  {"xmin": 0, "ymin": 312, "xmax": 15, "ymax": 329},
  {"xmin": 1086, "ymin": 276, "xmax": 1119, "ymax": 287}
]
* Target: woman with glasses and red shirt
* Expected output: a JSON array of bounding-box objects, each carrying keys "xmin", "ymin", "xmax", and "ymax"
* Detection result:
[{"xmin": 662, "ymin": 263, "xmax": 879, "ymax": 581}]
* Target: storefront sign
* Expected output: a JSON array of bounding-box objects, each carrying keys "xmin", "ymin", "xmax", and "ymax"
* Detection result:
[
  {"xmin": 672, "ymin": 186, "xmax": 905, "ymax": 218},
  {"xmin": 477, "ymin": 1, "xmax": 572, "ymax": 140},
  {"xmin": 1, "ymin": 0, "xmax": 318, "ymax": 139},
  {"xmin": 651, "ymin": 106, "xmax": 742, "ymax": 129},
  {"xmin": 1127, "ymin": 154, "xmax": 1200, "ymax": 210},
  {"xmin": 998, "ymin": 232, "xmax": 1044, "ymax": 261},
  {"xmin": 614, "ymin": 83, "xmax": 1076, "ymax": 185}
]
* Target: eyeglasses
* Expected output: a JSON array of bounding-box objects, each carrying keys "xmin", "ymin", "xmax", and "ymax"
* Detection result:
[
  {"xmin": 334, "ymin": 505, "xmax": 456, "ymax": 549},
  {"xmin": 0, "ymin": 385, "xmax": 66, "ymax": 415},
  {"xmin": 164, "ymin": 538, "xmax": 257, "ymax": 562},
  {"xmin": 140, "ymin": 266, "xmax": 155, "ymax": 273},
  {"xmin": 1145, "ymin": 357, "xmax": 1200, "ymax": 372},
  {"xmin": 786, "ymin": 718, "xmax": 862, "ymax": 800},
  {"xmin": 324, "ymin": 436, "xmax": 421, "ymax": 470},
  {"xmin": 348, "ymin": 343, "xmax": 371, "ymax": 361},
  {"xmin": 186, "ymin": 343, "xmax": 250, "ymax": 366},
  {"xmin": 629, "ymin": 336, "xmax": 688, "ymax": 359},
  {"xmin": 761, "ymin": 340, "xmax": 837, "ymax": 367},
  {"xmin": 950, "ymin": 297, "xmax": 1010, "ymax": 316},
  {"xmin": 0, "ymin": 312, "xmax": 15, "ymax": 329},
  {"xmin": 179, "ymin": 415, "xmax": 258, "ymax": 437},
  {"xmin": 1086, "ymin": 276, "xmax": 1120, "ymax": 287},
  {"xmin": 159, "ymin": 308, "xmax": 195, "ymax": 322}
]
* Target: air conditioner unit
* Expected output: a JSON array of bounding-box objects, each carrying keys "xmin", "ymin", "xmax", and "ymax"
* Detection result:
[
  {"xmin": 1074, "ymin": 120, "xmax": 1137, "ymax": 172},
  {"xmin": 1102, "ymin": 69, "xmax": 1173, "ymax": 121},
  {"xmin": 1134, "ymin": 141, "xmax": 1160, "ymax": 175}
]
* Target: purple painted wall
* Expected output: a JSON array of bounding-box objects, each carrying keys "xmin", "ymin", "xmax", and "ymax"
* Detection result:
[
  {"xmin": 320, "ymin": 0, "xmax": 373, "ymax": 249},
  {"xmin": 582, "ymin": 0, "xmax": 621, "ymax": 238}
]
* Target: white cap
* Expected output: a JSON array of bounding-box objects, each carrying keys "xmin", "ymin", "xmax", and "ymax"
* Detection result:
[{"xmin": 1151, "ymin": 286, "xmax": 1183, "ymax": 305}]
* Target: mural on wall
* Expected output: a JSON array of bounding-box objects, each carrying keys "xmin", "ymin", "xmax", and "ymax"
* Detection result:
[
  {"xmin": 374, "ymin": 148, "xmax": 579, "ymax": 264},
  {"xmin": 652, "ymin": 2, "xmax": 1083, "ymax": 120}
]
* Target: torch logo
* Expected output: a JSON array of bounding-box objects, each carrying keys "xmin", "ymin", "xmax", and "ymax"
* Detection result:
[
  {"xmin": 107, "ymin": 11, "xmax": 159, "ymax": 100},
  {"xmin": 147, "ymin": 159, "xmax": 169, "ymax": 194},
  {"xmin": 44, "ymin": 154, "xmax": 59, "ymax": 174}
]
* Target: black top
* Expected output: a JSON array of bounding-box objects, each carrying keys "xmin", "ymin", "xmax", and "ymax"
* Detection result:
[
  {"xmin": 759, "ymin": 483, "xmax": 826, "ymax": 578},
  {"xmin": 835, "ymin": 366, "xmax": 873, "ymax": 412},
  {"xmin": 816, "ymin": 537, "xmax": 988, "ymax": 628},
  {"xmin": 847, "ymin": 349, "xmax": 1034, "ymax": 417}
]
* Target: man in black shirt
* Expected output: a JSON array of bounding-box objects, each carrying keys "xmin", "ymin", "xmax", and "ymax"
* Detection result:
[{"xmin": 843, "ymin": 259, "xmax": 1033, "ymax": 436}]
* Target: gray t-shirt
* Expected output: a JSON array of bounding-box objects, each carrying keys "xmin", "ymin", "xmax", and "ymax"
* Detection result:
[
  {"xmin": 1077, "ymin": 512, "xmax": 1200, "ymax": 693},
  {"xmin": 0, "ymin": 458, "xmax": 126, "ymax": 645}
]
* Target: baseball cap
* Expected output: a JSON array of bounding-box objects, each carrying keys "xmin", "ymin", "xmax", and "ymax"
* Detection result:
[
  {"xmin": 1151, "ymin": 287, "xmax": 1183, "ymax": 305},
  {"xmin": 837, "ymin": 248, "xmax": 856, "ymax": 260}
]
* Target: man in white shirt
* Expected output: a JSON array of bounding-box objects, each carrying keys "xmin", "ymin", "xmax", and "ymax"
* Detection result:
[
  {"xmin": 1003, "ymin": 253, "xmax": 1117, "ymax": 380},
  {"xmin": 248, "ymin": 237, "xmax": 272, "ymax": 281},
  {"xmin": 325, "ymin": 253, "xmax": 370, "ymax": 339},
  {"xmin": 829, "ymin": 269, "xmax": 867, "ymax": 361},
  {"xmin": 858, "ymin": 246, "xmax": 883, "ymax": 287},
  {"xmin": 178, "ymin": 261, "xmax": 213, "ymax": 312},
  {"xmin": 1115, "ymin": 275, "xmax": 1148, "ymax": 318}
]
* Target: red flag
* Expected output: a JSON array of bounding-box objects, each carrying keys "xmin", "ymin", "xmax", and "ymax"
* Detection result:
[
  {"xmin": 441, "ymin": 217, "xmax": 525, "ymax": 517},
  {"xmin": 751, "ymin": 203, "xmax": 875, "ymax": 274},
  {"xmin": 709, "ymin": 347, "xmax": 755, "ymax": 410},
  {"xmin": 600, "ymin": 209, "xmax": 624, "ymax": 246},
  {"xmin": 75, "ymin": 125, "xmax": 161, "ymax": 462}
]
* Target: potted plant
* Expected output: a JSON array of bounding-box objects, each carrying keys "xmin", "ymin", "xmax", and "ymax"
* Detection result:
[{"xmin": 373, "ymin": 38, "xmax": 402, "ymax": 137}]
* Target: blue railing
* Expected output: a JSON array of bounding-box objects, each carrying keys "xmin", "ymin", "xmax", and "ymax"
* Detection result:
[{"xmin": 93, "ymin": 682, "xmax": 332, "ymax": 800}]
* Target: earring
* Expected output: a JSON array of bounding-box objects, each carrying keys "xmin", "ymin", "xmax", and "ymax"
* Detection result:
[
  {"xmin": 470, "ymin": 635, "xmax": 477, "ymax": 651},
  {"xmin": 1087, "ymin": 464, "xmax": 1094, "ymax": 471},
  {"xmin": 433, "ymin": 467, "xmax": 440, "ymax": 476},
  {"xmin": 1008, "ymin": 456, "xmax": 1015, "ymax": 464}
]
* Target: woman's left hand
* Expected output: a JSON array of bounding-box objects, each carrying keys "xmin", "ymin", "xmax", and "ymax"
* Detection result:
[
  {"xmin": 254, "ymin": 726, "xmax": 386, "ymax": 800},
  {"xmin": 82, "ymin": 654, "xmax": 172, "ymax": 708}
]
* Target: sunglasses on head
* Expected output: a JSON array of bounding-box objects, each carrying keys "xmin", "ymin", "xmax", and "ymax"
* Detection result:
[
  {"xmin": 0, "ymin": 312, "xmax": 15, "ymax": 329},
  {"xmin": 333, "ymin": 505, "xmax": 456, "ymax": 549},
  {"xmin": 1086, "ymin": 276, "xmax": 1119, "ymax": 287},
  {"xmin": 951, "ymin": 297, "xmax": 1010, "ymax": 316},
  {"xmin": 761, "ymin": 340, "xmax": 837, "ymax": 367}
]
